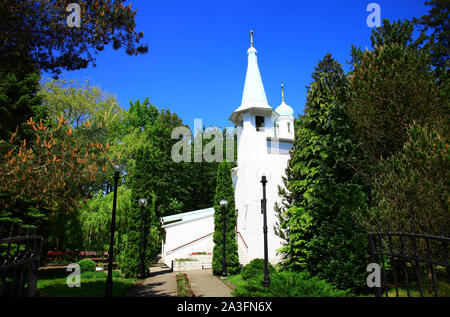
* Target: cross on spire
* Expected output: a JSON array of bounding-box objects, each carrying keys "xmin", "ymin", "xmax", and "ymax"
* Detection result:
[
  {"xmin": 281, "ymin": 83, "xmax": 284, "ymax": 102},
  {"xmin": 250, "ymin": 30, "xmax": 254, "ymax": 47}
]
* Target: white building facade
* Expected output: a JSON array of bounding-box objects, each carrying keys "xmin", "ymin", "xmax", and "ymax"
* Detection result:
[{"xmin": 161, "ymin": 35, "xmax": 294, "ymax": 268}]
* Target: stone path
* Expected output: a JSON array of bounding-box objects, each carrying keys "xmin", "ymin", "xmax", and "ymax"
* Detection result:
[
  {"xmin": 130, "ymin": 267, "xmax": 232, "ymax": 297},
  {"xmin": 184, "ymin": 269, "xmax": 232, "ymax": 297},
  {"xmin": 130, "ymin": 267, "xmax": 177, "ymax": 297}
]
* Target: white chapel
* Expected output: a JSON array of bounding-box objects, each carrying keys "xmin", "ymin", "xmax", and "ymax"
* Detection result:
[{"xmin": 161, "ymin": 32, "xmax": 294, "ymax": 269}]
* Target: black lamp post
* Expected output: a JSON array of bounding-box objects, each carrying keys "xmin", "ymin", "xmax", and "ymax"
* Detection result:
[
  {"xmin": 220, "ymin": 199, "xmax": 228, "ymax": 277},
  {"xmin": 137, "ymin": 198, "xmax": 148, "ymax": 279},
  {"xmin": 260, "ymin": 175, "xmax": 270, "ymax": 287},
  {"xmin": 105, "ymin": 165, "xmax": 121, "ymax": 297}
]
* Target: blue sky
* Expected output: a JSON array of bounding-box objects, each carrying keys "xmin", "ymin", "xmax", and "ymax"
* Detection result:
[{"xmin": 52, "ymin": 0, "xmax": 430, "ymax": 130}]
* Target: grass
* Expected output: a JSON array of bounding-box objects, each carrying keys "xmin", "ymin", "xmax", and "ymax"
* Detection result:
[
  {"xmin": 224, "ymin": 274, "xmax": 245, "ymax": 291},
  {"xmin": 36, "ymin": 268, "xmax": 137, "ymax": 297},
  {"xmin": 385, "ymin": 279, "xmax": 450, "ymax": 297},
  {"xmin": 379, "ymin": 267, "xmax": 450, "ymax": 297}
]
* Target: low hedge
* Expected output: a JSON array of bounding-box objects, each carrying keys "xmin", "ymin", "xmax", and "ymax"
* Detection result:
[
  {"xmin": 233, "ymin": 271, "xmax": 350, "ymax": 297},
  {"xmin": 241, "ymin": 259, "xmax": 275, "ymax": 280}
]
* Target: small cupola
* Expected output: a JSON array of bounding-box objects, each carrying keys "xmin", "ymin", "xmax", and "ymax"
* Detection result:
[
  {"xmin": 275, "ymin": 84, "xmax": 294, "ymax": 139},
  {"xmin": 275, "ymin": 83, "xmax": 294, "ymax": 117}
]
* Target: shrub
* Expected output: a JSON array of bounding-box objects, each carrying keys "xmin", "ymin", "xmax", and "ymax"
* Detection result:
[
  {"xmin": 81, "ymin": 271, "xmax": 105, "ymax": 279},
  {"xmin": 77, "ymin": 259, "xmax": 96, "ymax": 273},
  {"xmin": 233, "ymin": 271, "xmax": 349, "ymax": 297},
  {"xmin": 241, "ymin": 259, "xmax": 275, "ymax": 280},
  {"xmin": 176, "ymin": 273, "xmax": 195, "ymax": 297}
]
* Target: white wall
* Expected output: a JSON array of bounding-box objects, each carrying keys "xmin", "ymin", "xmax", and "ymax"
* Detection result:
[
  {"xmin": 162, "ymin": 214, "xmax": 215, "ymax": 268},
  {"xmin": 235, "ymin": 110, "xmax": 291, "ymax": 265}
]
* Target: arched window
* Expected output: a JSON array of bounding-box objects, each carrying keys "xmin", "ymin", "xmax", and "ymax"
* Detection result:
[{"xmin": 287, "ymin": 122, "xmax": 291, "ymax": 133}]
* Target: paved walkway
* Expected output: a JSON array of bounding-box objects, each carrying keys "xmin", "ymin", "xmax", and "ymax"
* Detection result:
[
  {"xmin": 130, "ymin": 267, "xmax": 177, "ymax": 297},
  {"xmin": 183, "ymin": 269, "xmax": 232, "ymax": 297},
  {"xmin": 130, "ymin": 267, "xmax": 232, "ymax": 297}
]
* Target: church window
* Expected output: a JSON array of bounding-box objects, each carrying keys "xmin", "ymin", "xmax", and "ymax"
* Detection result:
[
  {"xmin": 287, "ymin": 122, "xmax": 291, "ymax": 133},
  {"xmin": 255, "ymin": 116, "xmax": 265, "ymax": 131}
]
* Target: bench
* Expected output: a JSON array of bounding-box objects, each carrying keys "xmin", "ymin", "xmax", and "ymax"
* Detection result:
[
  {"xmin": 46, "ymin": 250, "xmax": 108, "ymax": 263},
  {"xmin": 46, "ymin": 250, "xmax": 78, "ymax": 262},
  {"xmin": 78, "ymin": 250, "xmax": 108, "ymax": 262}
]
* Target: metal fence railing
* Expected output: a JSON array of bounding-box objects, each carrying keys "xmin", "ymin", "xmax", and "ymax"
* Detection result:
[
  {"xmin": 0, "ymin": 223, "xmax": 43, "ymax": 297},
  {"xmin": 368, "ymin": 228, "xmax": 450, "ymax": 297}
]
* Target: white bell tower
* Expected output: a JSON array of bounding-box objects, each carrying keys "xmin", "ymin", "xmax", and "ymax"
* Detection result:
[{"xmin": 229, "ymin": 31, "xmax": 294, "ymax": 265}]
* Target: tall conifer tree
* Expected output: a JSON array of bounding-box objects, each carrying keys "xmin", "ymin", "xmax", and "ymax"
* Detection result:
[
  {"xmin": 276, "ymin": 54, "xmax": 369, "ymax": 292},
  {"xmin": 212, "ymin": 161, "xmax": 239, "ymax": 275},
  {"xmin": 121, "ymin": 145, "xmax": 157, "ymax": 278}
]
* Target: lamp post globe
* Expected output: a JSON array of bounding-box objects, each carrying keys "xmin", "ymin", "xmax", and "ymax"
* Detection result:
[
  {"xmin": 139, "ymin": 198, "xmax": 148, "ymax": 208},
  {"xmin": 137, "ymin": 197, "xmax": 147, "ymax": 279}
]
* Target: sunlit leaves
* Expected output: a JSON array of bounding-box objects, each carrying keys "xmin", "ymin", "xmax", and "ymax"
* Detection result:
[{"xmin": 0, "ymin": 116, "xmax": 110, "ymax": 216}]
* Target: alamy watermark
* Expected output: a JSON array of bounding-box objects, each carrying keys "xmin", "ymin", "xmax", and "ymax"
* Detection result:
[
  {"xmin": 366, "ymin": 263, "xmax": 381, "ymax": 288},
  {"xmin": 171, "ymin": 119, "xmax": 236, "ymax": 163},
  {"xmin": 66, "ymin": 3, "xmax": 81, "ymax": 28},
  {"xmin": 170, "ymin": 119, "xmax": 285, "ymax": 163},
  {"xmin": 366, "ymin": 3, "xmax": 381, "ymax": 28},
  {"xmin": 66, "ymin": 263, "xmax": 81, "ymax": 287}
]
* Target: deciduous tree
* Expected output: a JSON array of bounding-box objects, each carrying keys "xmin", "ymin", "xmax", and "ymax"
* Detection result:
[
  {"xmin": 0, "ymin": 115, "xmax": 110, "ymax": 220},
  {"xmin": 0, "ymin": 0, "xmax": 148, "ymax": 76}
]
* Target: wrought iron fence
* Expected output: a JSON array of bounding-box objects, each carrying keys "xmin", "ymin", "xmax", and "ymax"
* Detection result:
[
  {"xmin": 368, "ymin": 226, "xmax": 450, "ymax": 297},
  {"xmin": 0, "ymin": 223, "xmax": 43, "ymax": 297}
]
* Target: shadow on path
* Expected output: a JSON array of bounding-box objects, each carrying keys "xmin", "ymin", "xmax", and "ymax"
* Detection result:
[{"xmin": 128, "ymin": 267, "xmax": 177, "ymax": 297}]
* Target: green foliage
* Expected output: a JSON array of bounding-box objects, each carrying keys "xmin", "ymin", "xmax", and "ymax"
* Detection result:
[
  {"xmin": 0, "ymin": 68, "xmax": 42, "ymax": 141},
  {"xmin": 349, "ymin": 19, "xmax": 447, "ymax": 161},
  {"xmin": 79, "ymin": 186, "xmax": 131, "ymax": 255},
  {"xmin": 176, "ymin": 273, "xmax": 195, "ymax": 297},
  {"xmin": 37, "ymin": 271, "xmax": 135, "ymax": 297},
  {"xmin": 275, "ymin": 54, "xmax": 369, "ymax": 292},
  {"xmin": 39, "ymin": 78, "xmax": 124, "ymax": 134},
  {"xmin": 306, "ymin": 183, "xmax": 369, "ymax": 293},
  {"xmin": 233, "ymin": 271, "xmax": 349, "ymax": 297},
  {"xmin": 374, "ymin": 124, "xmax": 449, "ymax": 237},
  {"xmin": 81, "ymin": 271, "xmax": 103, "ymax": 279},
  {"xmin": 212, "ymin": 162, "xmax": 240, "ymax": 276},
  {"xmin": 81, "ymin": 271, "xmax": 121, "ymax": 279},
  {"xmin": 47, "ymin": 209, "xmax": 83, "ymax": 250},
  {"xmin": 39, "ymin": 78, "xmax": 125, "ymax": 194},
  {"xmin": 414, "ymin": 0, "xmax": 450, "ymax": 86},
  {"xmin": 77, "ymin": 259, "xmax": 97, "ymax": 273},
  {"xmin": 121, "ymin": 145, "xmax": 158, "ymax": 278},
  {"xmin": 144, "ymin": 110, "xmax": 192, "ymax": 217},
  {"xmin": 110, "ymin": 98, "xmax": 159, "ymax": 185},
  {"xmin": 0, "ymin": 0, "xmax": 148, "ymax": 76},
  {"xmin": 120, "ymin": 97, "xmax": 159, "ymax": 136},
  {"xmin": 240, "ymin": 259, "xmax": 275, "ymax": 281},
  {"xmin": 187, "ymin": 127, "xmax": 233, "ymax": 211}
]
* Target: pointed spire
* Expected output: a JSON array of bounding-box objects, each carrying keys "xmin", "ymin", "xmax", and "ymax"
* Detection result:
[{"xmin": 229, "ymin": 31, "xmax": 273, "ymax": 124}]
